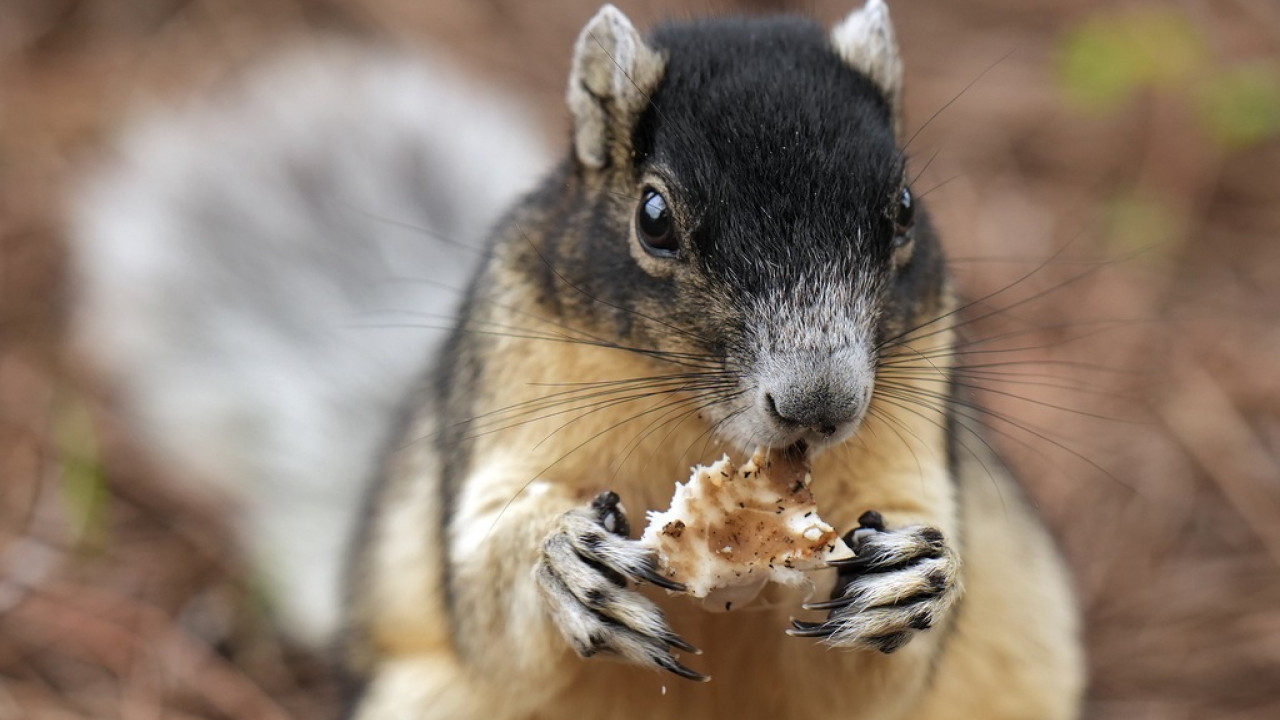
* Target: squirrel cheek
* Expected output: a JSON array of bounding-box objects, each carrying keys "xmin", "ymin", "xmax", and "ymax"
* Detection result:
[{"xmin": 891, "ymin": 236, "xmax": 915, "ymax": 269}]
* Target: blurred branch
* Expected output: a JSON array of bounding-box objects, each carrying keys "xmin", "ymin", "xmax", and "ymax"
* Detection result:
[
  {"xmin": 1160, "ymin": 360, "xmax": 1280, "ymax": 566},
  {"xmin": 6, "ymin": 584, "xmax": 296, "ymax": 720}
]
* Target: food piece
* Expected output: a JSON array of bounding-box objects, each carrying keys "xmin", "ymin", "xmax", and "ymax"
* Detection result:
[{"xmin": 639, "ymin": 447, "xmax": 851, "ymax": 606}]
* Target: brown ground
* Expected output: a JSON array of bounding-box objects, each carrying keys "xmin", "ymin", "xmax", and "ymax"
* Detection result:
[{"xmin": 2, "ymin": 1, "xmax": 1278, "ymax": 718}]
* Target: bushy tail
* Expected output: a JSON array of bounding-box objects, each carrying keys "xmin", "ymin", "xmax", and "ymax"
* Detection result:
[{"xmin": 68, "ymin": 45, "xmax": 551, "ymax": 645}]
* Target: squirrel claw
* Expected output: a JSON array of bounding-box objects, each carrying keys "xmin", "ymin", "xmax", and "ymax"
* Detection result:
[
  {"xmin": 635, "ymin": 563, "xmax": 686, "ymax": 592},
  {"xmin": 658, "ymin": 655, "xmax": 710, "ymax": 682},
  {"xmin": 786, "ymin": 619, "xmax": 836, "ymax": 638},
  {"xmin": 661, "ymin": 632, "xmax": 701, "ymax": 655},
  {"xmin": 802, "ymin": 595, "xmax": 856, "ymax": 611},
  {"xmin": 825, "ymin": 555, "xmax": 870, "ymax": 570}
]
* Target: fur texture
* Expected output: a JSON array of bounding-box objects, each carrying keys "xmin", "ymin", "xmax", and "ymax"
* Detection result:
[
  {"xmin": 68, "ymin": 2, "xmax": 1083, "ymax": 716},
  {"xmin": 70, "ymin": 45, "xmax": 551, "ymax": 645},
  {"xmin": 346, "ymin": 3, "xmax": 1083, "ymax": 719}
]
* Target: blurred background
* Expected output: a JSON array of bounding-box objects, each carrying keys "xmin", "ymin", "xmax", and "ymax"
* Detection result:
[{"xmin": 2, "ymin": 0, "xmax": 1278, "ymax": 718}]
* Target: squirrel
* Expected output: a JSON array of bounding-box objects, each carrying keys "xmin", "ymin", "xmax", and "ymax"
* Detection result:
[
  {"xmin": 341, "ymin": 2, "xmax": 1084, "ymax": 719},
  {"xmin": 69, "ymin": 1, "xmax": 1085, "ymax": 718}
]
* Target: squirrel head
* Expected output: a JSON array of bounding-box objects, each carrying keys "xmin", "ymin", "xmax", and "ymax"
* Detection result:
[{"xmin": 522, "ymin": 1, "xmax": 949, "ymax": 453}]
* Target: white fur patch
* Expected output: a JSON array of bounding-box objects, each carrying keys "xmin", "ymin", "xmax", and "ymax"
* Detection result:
[
  {"xmin": 567, "ymin": 5, "xmax": 665, "ymax": 168},
  {"xmin": 830, "ymin": 0, "xmax": 904, "ymax": 123},
  {"xmin": 448, "ymin": 458, "xmax": 529, "ymax": 561}
]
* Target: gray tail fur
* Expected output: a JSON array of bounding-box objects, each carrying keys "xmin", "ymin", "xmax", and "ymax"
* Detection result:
[{"xmin": 68, "ymin": 44, "xmax": 551, "ymax": 645}]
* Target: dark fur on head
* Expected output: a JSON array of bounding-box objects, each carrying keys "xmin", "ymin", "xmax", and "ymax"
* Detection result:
[{"xmin": 493, "ymin": 10, "xmax": 949, "ymax": 452}]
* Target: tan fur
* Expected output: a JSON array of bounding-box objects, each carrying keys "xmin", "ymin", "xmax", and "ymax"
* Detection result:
[
  {"xmin": 345, "ymin": 3, "xmax": 1083, "ymax": 717},
  {"xmin": 348, "ymin": 273, "xmax": 1083, "ymax": 718},
  {"xmin": 345, "ymin": 409, "xmax": 451, "ymax": 674}
]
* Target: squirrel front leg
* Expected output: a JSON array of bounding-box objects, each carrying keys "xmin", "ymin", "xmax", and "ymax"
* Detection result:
[
  {"xmin": 446, "ymin": 461, "xmax": 701, "ymax": 691},
  {"xmin": 790, "ymin": 436, "xmax": 964, "ymax": 656},
  {"xmin": 790, "ymin": 510, "xmax": 962, "ymax": 653},
  {"xmin": 535, "ymin": 491, "xmax": 705, "ymax": 680}
]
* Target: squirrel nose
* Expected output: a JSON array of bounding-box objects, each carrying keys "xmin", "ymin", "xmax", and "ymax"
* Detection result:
[
  {"xmin": 762, "ymin": 376, "xmax": 868, "ymax": 438},
  {"xmin": 756, "ymin": 345, "xmax": 875, "ymax": 442}
]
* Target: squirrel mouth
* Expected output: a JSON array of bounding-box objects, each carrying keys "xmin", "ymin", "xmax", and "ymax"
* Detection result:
[
  {"xmin": 775, "ymin": 432, "xmax": 849, "ymax": 461},
  {"xmin": 778, "ymin": 438, "xmax": 810, "ymax": 462}
]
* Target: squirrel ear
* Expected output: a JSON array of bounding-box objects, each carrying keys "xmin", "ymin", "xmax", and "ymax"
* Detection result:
[
  {"xmin": 830, "ymin": 0, "xmax": 904, "ymax": 134},
  {"xmin": 567, "ymin": 5, "xmax": 665, "ymax": 170}
]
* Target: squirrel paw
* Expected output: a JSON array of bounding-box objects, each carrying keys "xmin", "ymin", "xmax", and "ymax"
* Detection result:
[
  {"xmin": 788, "ymin": 511, "xmax": 960, "ymax": 654},
  {"xmin": 536, "ymin": 491, "xmax": 707, "ymax": 681}
]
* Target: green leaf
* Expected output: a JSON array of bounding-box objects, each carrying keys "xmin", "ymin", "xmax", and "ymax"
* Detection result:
[
  {"xmin": 1196, "ymin": 64, "xmax": 1280, "ymax": 150},
  {"xmin": 54, "ymin": 389, "xmax": 111, "ymax": 554},
  {"xmin": 1102, "ymin": 191, "xmax": 1181, "ymax": 258},
  {"xmin": 1058, "ymin": 7, "xmax": 1206, "ymax": 113}
]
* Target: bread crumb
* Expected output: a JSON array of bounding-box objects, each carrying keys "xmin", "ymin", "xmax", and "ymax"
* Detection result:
[{"xmin": 638, "ymin": 447, "xmax": 851, "ymax": 603}]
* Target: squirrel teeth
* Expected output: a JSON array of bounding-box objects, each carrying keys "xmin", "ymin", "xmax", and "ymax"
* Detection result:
[{"xmin": 638, "ymin": 447, "xmax": 852, "ymax": 607}]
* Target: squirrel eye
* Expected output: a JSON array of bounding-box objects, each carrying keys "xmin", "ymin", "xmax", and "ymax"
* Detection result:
[
  {"xmin": 636, "ymin": 188, "xmax": 678, "ymax": 256},
  {"xmin": 893, "ymin": 186, "xmax": 915, "ymax": 243}
]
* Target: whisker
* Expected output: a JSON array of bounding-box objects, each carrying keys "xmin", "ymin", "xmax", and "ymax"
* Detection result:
[
  {"xmin": 456, "ymin": 378, "xmax": 736, "ymax": 446},
  {"xmin": 909, "ymin": 147, "xmax": 942, "ymax": 187},
  {"xmin": 688, "ymin": 407, "xmax": 746, "ymax": 466},
  {"xmin": 866, "ymin": 393, "xmax": 1010, "ymax": 516},
  {"xmin": 879, "ymin": 368, "xmax": 1138, "ymax": 404},
  {"xmin": 877, "ymin": 232, "xmax": 1104, "ymax": 353},
  {"xmin": 342, "ymin": 202, "xmax": 488, "ymax": 256},
  {"xmin": 900, "ymin": 48, "xmax": 1016, "ymax": 153},
  {"xmin": 612, "ymin": 388, "xmax": 741, "ymax": 480},
  {"xmin": 873, "ymin": 385, "xmax": 1132, "ymax": 491},
  {"xmin": 876, "ymin": 376, "xmax": 1139, "ymax": 425},
  {"xmin": 861, "ymin": 403, "xmax": 929, "ymax": 480},
  {"xmin": 469, "ymin": 378, "xmax": 721, "ymax": 434},
  {"xmin": 914, "ymin": 173, "xmax": 963, "ymax": 201},
  {"xmin": 528, "ymin": 382, "xmax": 738, "ymax": 452},
  {"xmin": 484, "ymin": 390, "xmax": 723, "ymax": 538},
  {"xmin": 354, "ymin": 317, "xmax": 723, "ymax": 371}
]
